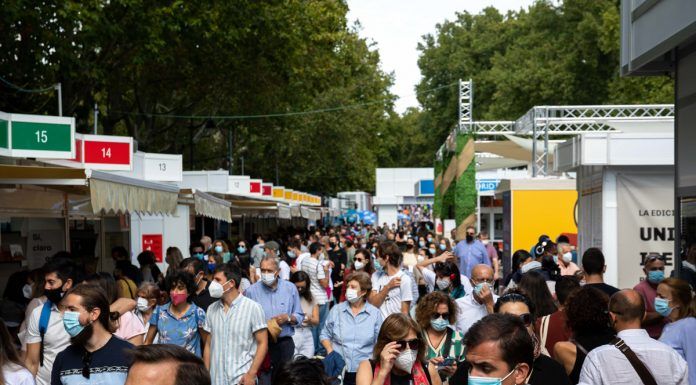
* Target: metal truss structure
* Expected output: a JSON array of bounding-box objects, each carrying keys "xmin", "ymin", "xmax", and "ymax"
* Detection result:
[{"xmin": 436, "ymin": 100, "xmax": 674, "ymax": 177}]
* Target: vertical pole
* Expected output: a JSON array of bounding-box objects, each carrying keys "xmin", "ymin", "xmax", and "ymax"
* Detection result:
[
  {"xmin": 531, "ymin": 120, "xmax": 538, "ymax": 177},
  {"xmin": 55, "ymin": 83, "xmax": 63, "ymax": 116},
  {"xmin": 93, "ymin": 103, "xmax": 99, "ymax": 135},
  {"xmin": 241, "ymin": 157, "xmax": 245, "ymax": 175},
  {"xmin": 189, "ymin": 120, "xmax": 194, "ymax": 170},
  {"xmin": 228, "ymin": 126, "xmax": 233, "ymax": 175}
]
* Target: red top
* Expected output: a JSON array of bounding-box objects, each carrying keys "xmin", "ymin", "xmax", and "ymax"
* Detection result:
[
  {"xmin": 537, "ymin": 310, "xmax": 572, "ymax": 355},
  {"xmin": 634, "ymin": 279, "xmax": 666, "ymax": 338}
]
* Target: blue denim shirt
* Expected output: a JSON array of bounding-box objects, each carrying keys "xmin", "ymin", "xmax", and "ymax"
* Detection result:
[
  {"xmin": 320, "ymin": 301, "xmax": 383, "ymax": 372},
  {"xmin": 244, "ymin": 279, "xmax": 304, "ymax": 338}
]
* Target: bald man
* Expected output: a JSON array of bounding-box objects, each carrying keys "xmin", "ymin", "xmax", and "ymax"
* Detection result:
[
  {"xmin": 578, "ymin": 290, "xmax": 688, "ymax": 385},
  {"xmin": 455, "ymin": 264, "xmax": 498, "ymax": 335}
]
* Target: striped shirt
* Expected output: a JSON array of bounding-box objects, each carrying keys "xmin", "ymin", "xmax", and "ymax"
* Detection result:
[
  {"xmin": 302, "ymin": 257, "xmax": 328, "ymax": 305},
  {"xmin": 203, "ymin": 295, "xmax": 267, "ymax": 385}
]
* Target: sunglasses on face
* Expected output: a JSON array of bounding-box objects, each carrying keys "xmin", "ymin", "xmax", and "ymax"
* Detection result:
[
  {"xmin": 432, "ymin": 313, "xmax": 449, "ymax": 320},
  {"xmin": 355, "ymin": 258, "xmax": 365, "ymax": 262},
  {"xmin": 645, "ymin": 254, "xmax": 666, "ymax": 263},
  {"xmin": 518, "ymin": 313, "xmax": 532, "ymax": 326},
  {"xmin": 397, "ymin": 339, "xmax": 420, "ymax": 351}
]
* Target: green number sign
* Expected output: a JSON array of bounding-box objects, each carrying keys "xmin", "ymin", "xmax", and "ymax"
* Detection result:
[{"xmin": 0, "ymin": 112, "xmax": 74, "ymax": 159}]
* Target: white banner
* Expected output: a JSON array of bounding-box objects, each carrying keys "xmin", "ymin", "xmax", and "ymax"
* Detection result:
[
  {"xmin": 616, "ymin": 173, "xmax": 675, "ymax": 289},
  {"xmin": 27, "ymin": 230, "xmax": 65, "ymax": 269}
]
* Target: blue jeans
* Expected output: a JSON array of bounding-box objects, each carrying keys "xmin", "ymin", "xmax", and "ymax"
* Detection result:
[{"xmin": 313, "ymin": 302, "xmax": 330, "ymax": 356}]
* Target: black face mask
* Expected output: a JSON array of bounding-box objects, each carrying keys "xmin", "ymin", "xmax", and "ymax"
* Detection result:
[
  {"xmin": 329, "ymin": 242, "xmax": 336, "ymax": 249},
  {"xmin": 45, "ymin": 286, "xmax": 65, "ymax": 304},
  {"xmin": 466, "ymin": 234, "xmax": 474, "ymax": 243}
]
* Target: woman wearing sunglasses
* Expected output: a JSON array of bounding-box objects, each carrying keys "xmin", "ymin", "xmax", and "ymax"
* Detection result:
[
  {"xmin": 340, "ymin": 249, "xmax": 375, "ymax": 302},
  {"xmin": 494, "ymin": 290, "xmax": 571, "ymax": 385},
  {"xmin": 415, "ymin": 292, "xmax": 464, "ymax": 383},
  {"xmin": 356, "ymin": 313, "xmax": 441, "ymax": 385}
]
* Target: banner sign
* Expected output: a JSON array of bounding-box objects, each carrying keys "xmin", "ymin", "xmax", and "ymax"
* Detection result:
[
  {"xmin": 616, "ymin": 173, "xmax": 674, "ymax": 288},
  {"xmin": 142, "ymin": 234, "xmax": 163, "ymax": 263}
]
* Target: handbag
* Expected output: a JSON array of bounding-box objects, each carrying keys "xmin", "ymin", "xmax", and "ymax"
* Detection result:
[{"xmin": 610, "ymin": 337, "xmax": 657, "ymax": 385}]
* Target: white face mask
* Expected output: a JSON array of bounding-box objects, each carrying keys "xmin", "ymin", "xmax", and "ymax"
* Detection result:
[
  {"xmin": 346, "ymin": 288, "xmax": 362, "ymax": 304},
  {"xmin": 136, "ymin": 297, "xmax": 151, "ymax": 312},
  {"xmin": 354, "ymin": 260, "xmax": 365, "ymax": 270},
  {"xmin": 22, "ymin": 284, "xmax": 32, "ymax": 299},
  {"xmin": 417, "ymin": 256, "xmax": 426, "ymax": 263},
  {"xmin": 562, "ymin": 252, "xmax": 573, "ymax": 263},
  {"xmin": 436, "ymin": 278, "xmax": 450, "ymax": 290},
  {"xmin": 261, "ymin": 273, "xmax": 277, "ymax": 286},
  {"xmin": 481, "ymin": 240, "xmax": 490, "ymax": 246},
  {"xmin": 394, "ymin": 349, "xmax": 417, "ymax": 373},
  {"xmin": 208, "ymin": 279, "xmax": 232, "ymax": 299}
]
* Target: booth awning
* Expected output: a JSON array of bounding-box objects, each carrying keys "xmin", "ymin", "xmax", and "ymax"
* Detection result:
[
  {"xmin": 87, "ymin": 170, "xmax": 179, "ymax": 215},
  {"xmin": 179, "ymin": 189, "xmax": 232, "ymax": 222}
]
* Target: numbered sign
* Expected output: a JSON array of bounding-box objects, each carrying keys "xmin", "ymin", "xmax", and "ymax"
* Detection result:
[
  {"xmin": 262, "ymin": 183, "xmax": 273, "ymax": 196},
  {"xmin": 140, "ymin": 152, "xmax": 183, "ymax": 182},
  {"xmin": 0, "ymin": 112, "xmax": 75, "ymax": 159},
  {"xmin": 142, "ymin": 234, "xmax": 163, "ymax": 263},
  {"xmin": 249, "ymin": 179, "xmax": 262, "ymax": 194},
  {"xmin": 228, "ymin": 175, "xmax": 251, "ymax": 195},
  {"xmin": 48, "ymin": 133, "xmax": 133, "ymax": 170}
]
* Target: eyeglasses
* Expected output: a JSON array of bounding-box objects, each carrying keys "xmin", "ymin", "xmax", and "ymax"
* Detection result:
[
  {"xmin": 396, "ymin": 339, "xmax": 420, "ymax": 351},
  {"xmin": 82, "ymin": 351, "xmax": 92, "ymax": 379},
  {"xmin": 644, "ymin": 254, "xmax": 666, "ymax": 263},
  {"xmin": 518, "ymin": 313, "xmax": 532, "ymax": 326}
]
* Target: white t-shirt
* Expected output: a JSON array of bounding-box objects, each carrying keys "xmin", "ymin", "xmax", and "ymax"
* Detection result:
[
  {"xmin": 3, "ymin": 363, "xmax": 35, "ymax": 385},
  {"xmin": 371, "ymin": 270, "xmax": 413, "ymax": 318},
  {"xmin": 455, "ymin": 293, "xmax": 498, "ymax": 336},
  {"xmin": 279, "ymin": 260, "xmax": 291, "ymax": 281},
  {"xmin": 295, "ymin": 252, "xmax": 310, "ymax": 272},
  {"xmin": 26, "ymin": 303, "xmax": 70, "ymax": 385},
  {"xmin": 302, "ymin": 257, "xmax": 328, "ymax": 305}
]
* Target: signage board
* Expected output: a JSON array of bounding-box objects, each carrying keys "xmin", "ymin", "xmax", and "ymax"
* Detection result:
[
  {"xmin": 0, "ymin": 112, "xmax": 75, "ymax": 159},
  {"xmin": 50, "ymin": 133, "xmax": 133, "ymax": 170},
  {"xmin": 249, "ymin": 179, "xmax": 262, "ymax": 194},
  {"xmin": 142, "ymin": 234, "xmax": 163, "ymax": 263},
  {"xmin": 273, "ymin": 187, "xmax": 285, "ymax": 199},
  {"xmin": 229, "ymin": 175, "xmax": 251, "ymax": 195},
  {"xmin": 284, "ymin": 189, "xmax": 294, "ymax": 201},
  {"xmin": 140, "ymin": 152, "xmax": 182, "ymax": 182},
  {"xmin": 262, "ymin": 183, "xmax": 273, "ymax": 196},
  {"xmin": 476, "ymin": 179, "xmax": 500, "ymax": 193}
]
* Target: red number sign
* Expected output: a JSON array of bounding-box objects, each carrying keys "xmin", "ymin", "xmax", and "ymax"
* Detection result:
[
  {"xmin": 84, "ymin": 140, "xmax": 131, "ymax": 165},
  {"xmin": 142, "ymin": 234, "xmax": 163, "ymax": 263},
  {"xmin": 250, "ymin": 181, "xmax": 261, "ymax": 194},
  {"xmin": 262, "ymin": 184, "xmax": 272, "ymax": 196}
]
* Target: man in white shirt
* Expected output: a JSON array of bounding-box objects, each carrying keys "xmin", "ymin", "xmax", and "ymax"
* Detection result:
[
  {"xmin": 579, "ymin": 289, "xmax": 688, "ymax": 385},
  {"xmin": 369, "ymin": 242, "xmax": 413, "ymax": 318},
  {"xmin": 25, "ymin": 259, "xmax": 76, "ymax": 385},
  {"xmin": 455, "ymin": 264, "xmax": 497, "ymax": 335}
]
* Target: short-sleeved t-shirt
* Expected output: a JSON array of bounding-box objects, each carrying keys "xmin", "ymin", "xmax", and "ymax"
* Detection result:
[
  {"xmin": 114, "ymin": 310, "xmax": 146, "ymax": 342},
  {"xmin": 371, "ymin": 270, "xmax": 413, "ymax": 318},
  {"xmin": 3, "ymin": 363, "xmax": 34, "ymax": 385},
  {"xmin": 51, "ymin": 336, "xmax": 132, "ymax": 385},
  {"xmin": 149, "ymin": 302, "xmax": 206, "ymax": 356},
  {"xmin": 26, "ymin": 303, "xmax": 70, "ymax": 385}
]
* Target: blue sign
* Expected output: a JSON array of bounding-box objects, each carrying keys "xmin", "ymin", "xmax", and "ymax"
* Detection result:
[
  {"xmin": 418, "ymin": 180, "xmax": 435, "ymax": 195},
  {"xmin": 476, "ymin": 179, "xmax": 500, "ymax": 192}
]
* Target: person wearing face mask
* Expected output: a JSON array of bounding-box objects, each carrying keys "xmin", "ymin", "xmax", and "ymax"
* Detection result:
[
  {"xmin": 301, "ymin": 243, "xmax": 331, "ymax": 356},
  {"xmin": 453, "ymin": 226, "xmax": 489, "ymax": 279},
  {"xmin": 211, "ymin": 240, "xmax": 232, "ymax": 264},
  {"xmin": 454, "ymin": 264, "xmax": 498, "ymax": 336},
  {"xmin": 144, "ymin": 271, "xmax": 208, "ymax": 357},
  {"xmin": 236, "ymin": 240, "xmax": 250, "ymax": 260},
  {"xmin": 180, "ymin": 258, "xmax": 216, "ymax": 311},
  {"xmin": 435, "ymin": 239, "xmax": 451, "ymax": 257},
  {"xmin": 369, "ymin": 242, "xmax": 414, "ymax": 318},
  {"xmin": 448, "ymin": 314, "xmax": 533, "ymax": 385},
  {"xmin": 580, "ymin": 290, "xmax": 688, "ymax": 385},
  {"xmin": 415, "ymin": 292, "xmax": 464, "ymax": 383},
  {"xmin": 403, "ymin": 239, "xmax": 418, "ymax": 269},
  {"xmin": 656, "ymin": 278, "xmax": 696, "ymax": 385},
  {"xmin": 328, "ymin": 235, "xmax": 348, "ymax": 304},
  {"xmin": 494, "ymin": 290, "xmax": 571, "ymax": 385},
  {"xmin": 288, "ymin": 239, "xmax": 308, "ymax": 274},
  {"xmin": 18, "ymin": 268, "xmax": 45, "ymax": 359},
  {"xmin": 479, "ymin": 232, "xmax": 500, "ymax": 282},
  {"xmin": 51, "ymin": 283, "xmax": 133, "ymax": 385},
  {"xmin": 25, "ymin": 259, "xmax": 80, "ymax": 385},
  {"xmin": 341, "ymin": 249, "xmax": 375, "ymax": 302},
  {"xmin": 203, "ymin": 264, "xmax": 268, "ymax": 385},
  {"xmin": 134, "ymin": 282, "xmax": 160, "ymax": 329},
  {"xmin": 633, "ymin": 253, "xmax": 668, "ymax": 338},
  {"xmin": 356, "ymin": 313, "xmax": 441, "ymax": 385},
  {"xmin": 321, "ymin": 272, "xmax": 383, "ymax": 385},
  {"xmin": 416, "ymin": 252, "xmax": 473, "ymax": 295},
  {"xmin": 244, "ymin": 256, "xmax": 304, "ymax": 385},
  {"xmin": 554, "ymin": 240, "xmax": 579, "ymax": 277},
  {"xmin": 290, "ymin": 271, "xmax": 319, "ymax": 358}
]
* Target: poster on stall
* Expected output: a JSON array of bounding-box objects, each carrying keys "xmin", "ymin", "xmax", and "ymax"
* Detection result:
[
  {"xmin": 27, "ymin": 230, "xmax": 65, "ymax": 269},
  {"xmin": 142, "ymin": 234, "xmax": 163, "ymax": 263},
  {"xmin": 616, "ymin": 173, "xmax": 675, "ymax": 289}
]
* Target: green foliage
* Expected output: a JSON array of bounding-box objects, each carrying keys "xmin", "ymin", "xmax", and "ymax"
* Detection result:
[
  {"xmin": 0, "ymin": 0, "xmax": 395, "ymax": 195},
  {"xmin": 415, "ymin": 0, "xmax": 674, "ymax": 157}
]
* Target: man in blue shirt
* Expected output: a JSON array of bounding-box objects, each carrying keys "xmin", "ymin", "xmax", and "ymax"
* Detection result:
[
  {"xmin": 454, "ymin": 226, "xmax": 490, "ymax": 278},
  {"xmin": 245, "ymin": 255, "xmax": 304, "ymax": 385}
]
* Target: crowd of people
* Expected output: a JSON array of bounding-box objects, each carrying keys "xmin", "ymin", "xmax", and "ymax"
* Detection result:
[{"xmin": 0, "ymin": 223, "xmax": 695, "ymax": 385}]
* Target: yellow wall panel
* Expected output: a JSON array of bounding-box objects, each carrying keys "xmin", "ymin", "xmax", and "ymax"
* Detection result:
[{"xmin": 511, "ymin": 190, "xmax": 577, "ymax": 252}]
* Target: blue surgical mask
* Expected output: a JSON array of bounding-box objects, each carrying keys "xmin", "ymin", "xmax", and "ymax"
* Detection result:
[
  {"xmin": 207, "ymin": 263, "xmax": 216, "ymax": 273},
  {"xmin": 287, "ymin": 250, "xmax": 296, "ymax": 259},
  {"xmin": 419, "ymin": 241, "xmax": 426, "ymax": 248},
  {"xmin": 439, "ymin": 244, "xmax": 446, "ymax": 251},
  {"xmin": 214, "ymin": 245, "xmax": 224, "ymax": 254},
  {"xmin": 374, "ymin": 259, "xmax": 384, "ymax": 272},
  {"xmin": 193, "ymin": 253, "xmax": 205, "ymax": 261},
  {"xmin": 431, "ymin": 317, "xmax": 449, "ymax": 332},
  {"xmin": 429, "ymin": 248, "xmax": 437, "ymax": 255},
  {"xmin": 654, "ymin": 297, "xmax": 673, "ymax": 317},
  {"xmin": 62, "ymin": 311, "xmax": 85, "ymax": 337},
  {"xmin": 474, "ymin": 282, "xmax": 489, "ymax": 296},
  {"xmin": 468, "ymin": 368, "xmax": 516, "ymax": 385},
  {"xmin": 647, "ymin": 270, "xmax": 665, "ymax": 284},
  {"xmin": 237, "ymin": 246, "xmax": 247, "ymax": 254},
  {"xmin": 371, "ymin": 247, "xmax": 377, "ymax": 254},
  {"xmin": 553, "ymin": 255, "xmax": 558, "ymax": 263}
]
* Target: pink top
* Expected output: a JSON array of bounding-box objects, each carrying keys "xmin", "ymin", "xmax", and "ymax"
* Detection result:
[
  {"xmin": 114, "ymin": 310, "xmax": 147, "ymax": 342},
  {"xmin": 633, "ymin": 279, "xmax": 666, "ymax": 338},
  {"xmin": 558, "ymin": 261, "xmax": 580, "ymax": 276}
]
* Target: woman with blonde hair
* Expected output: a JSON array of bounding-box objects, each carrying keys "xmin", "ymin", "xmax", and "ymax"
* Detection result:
[
  {"xmin": 356, "ymin": 313, "xmax": 441, "ymax": 385},
  {"xmin": 657, "ymin": 277, "xmax": 696, "ymax": 385},
  {"xmin": 164, "ymin": 247, "xmax": 184, "ymax": 278}
]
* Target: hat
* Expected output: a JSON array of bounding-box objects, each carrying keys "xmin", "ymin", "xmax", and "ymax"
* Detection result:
[{"xmin": 264, "ymin": 241, "xmax": 280, "ymax": 251}]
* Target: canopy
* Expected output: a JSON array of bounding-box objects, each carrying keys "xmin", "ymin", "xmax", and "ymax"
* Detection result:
[{"xmin": 179, "ymin": 189, "xmax": 232, "ymax": 222}]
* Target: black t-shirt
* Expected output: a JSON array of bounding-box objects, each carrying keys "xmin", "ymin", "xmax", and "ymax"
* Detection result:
[
  {"xmin": 585, "ymin": 283, "xmax": 620, "ymax": 297},
  {"xmin": 328, "ymin": 249, "xmax": 347, "ymax": 282},
  {"xmin": 450, "ymin": 355, "xmax": 572, "ymax": 385},
  {"xmin": 193, "ymin": 280, "xmax": 216, "ymax": 311},
  {"xmin": 51, "ymin": 336, "xmax": 133, "ymax": 385}
]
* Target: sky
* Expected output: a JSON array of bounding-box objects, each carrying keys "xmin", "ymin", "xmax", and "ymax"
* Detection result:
[{"xmin": 347, "ymin": 0, "xmax": 536, "ymax": 114}]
